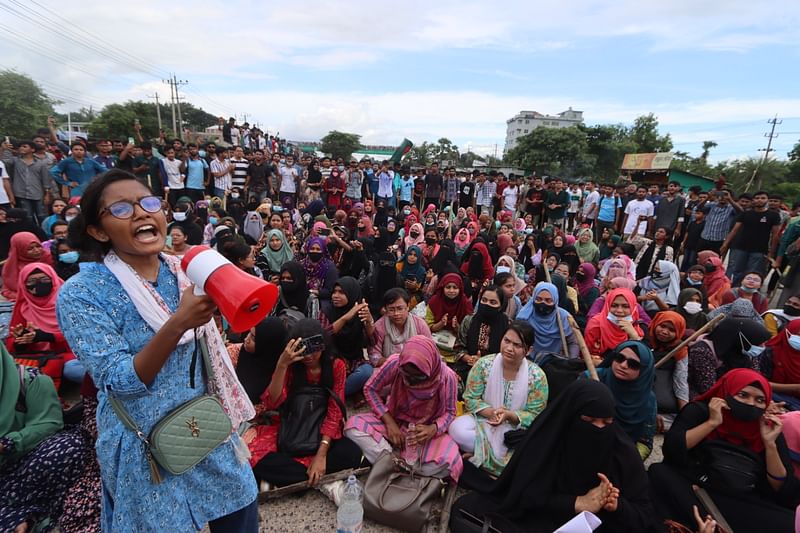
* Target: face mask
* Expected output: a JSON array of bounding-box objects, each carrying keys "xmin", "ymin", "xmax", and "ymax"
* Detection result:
[
  {"xmin": 742, "ymin": 344, "xmax": 765, "ymax": 359},
  {"xmin": 788, "ymin": 333, "xmax": 800, "ymax": 351},
  {"xmin": 524, "ymin": 228, "xmax": 533, "ymax": 235},
  {"xmin": 683, "ymin": 301, "xmax": 703, "ymax": 315},
  {"xmin": 534, "ymin": 302, "xmax": 555, "ymax": 315},
  {"xmin": 575, "ymin": 271, "xmax": 586, "ymax": 281},
  {"xmin": 725, "ymin": 395, "xmax": 765, "ymax": 422},
  {"xmin": 740, "ymin": 286, "xmax": 758, "ymax": 293},
  {"xmin": 784, "ymin": 305, "xmax": 800, "ymax": 317},
  {"xmin": 687, "ymin": 278, "xmax": 702, "ymax": 286},
  {"xmin": 496, "ymin": 265, "xmax": 511, "ymax": 274},
  {"xmin": 338, "ymin": 165, "xmax": 345, "ymax": 171},
  {"xmin": 477, "ymin": 304, "xmax": 502, "ymax": 319},
  {"xmin": 403, "ymin": 209, "xmax": 411, "ymax": 216},
  {"xmin": 357, "ymin": 225, "xmax": 366, "ymax": 231},
  {"xmin": 651, "ymin": 275, "xmax": 670, "ymax": 288},
  {"xmin": 410, "ymin": 232, "xmax": 419, "ymax": 238},
  {"xmin": 29, "ymin": 280, "xmax": 53, "ymax": 297},
  {"xmin": 65, "ymin": 215, "xmax": 76, "ymax": 223},
  {"xmin": 231, "ymin": 192, "xmax": 240, "ymax": 199},
  {"xmin": 198, "ymin": 150, "xmax": 207, "ymax": 158},
  {"xmin": 208, "ymin": 216, "xmax": 219, "ymax": 226},
  {"xmin": 607, "ymin": 313, "xmax": 633, "ymax": 324},
  {"xmin": 425, "ymin": 237, "xmax": 436, "ymax": 246},
  {"xmin": 308, "ymin": 251, "xmax": 323, "ymax": 262},
  {"xmin": 704, "ymin": 263, "xmax": 715, "ymax": 273},
  {"xmin": 59, "ymin": 251, "xmax": 79, "ymax": 264},
  {"xmin": 172, "ymin": 212, "xmax": 187, "ymax": 222}
]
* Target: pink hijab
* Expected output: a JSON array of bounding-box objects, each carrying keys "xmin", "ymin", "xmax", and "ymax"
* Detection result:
[
  {"xmin": 10, "ymin": 262, "xmax": 63, "ymax": 333},
  {"xmin": 2, "ymin": 232, "xmax": 52, "ymax": 300},
  {"xmin": 404, "ymin": 222, "xmax": 425, "ymax": 249}
]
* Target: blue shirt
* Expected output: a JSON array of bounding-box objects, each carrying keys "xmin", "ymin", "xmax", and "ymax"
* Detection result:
[
  {"xmin": 399, "ymin": 176, "xmax": 415, "ymax": 202},
  {"xmin": 185, "ymin": 157, "xmax": 209, "ymax": 190},
  {"xmin": 57, "ymin": 261, "xmax": 257, "ymax": 532},
  {"xmin": 597, "ymin": 194, "xmax": 622, "ymax": 223},
  {"xmin": 50, "ymin": 157, "xmax": 107, "ymax": 197}
]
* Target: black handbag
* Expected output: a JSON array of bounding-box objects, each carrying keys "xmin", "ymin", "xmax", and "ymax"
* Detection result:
[
  {"xmin": 277, "ymin": 385, "xmax": 346, "ymax": 456},
  {"xmin": 450, "ymin": 509, "xmax": 503, "ymax": 533},
  {"xmin": 696, "ymin": 440, "xmax": 762, "ymax": 493},
  {"xmin": 534, "ymin": 352, "xmax": 585, "ymax": 401},
  {"xmin": 654, "ymin": 366, "xmax": 679, "ymax": 414}
]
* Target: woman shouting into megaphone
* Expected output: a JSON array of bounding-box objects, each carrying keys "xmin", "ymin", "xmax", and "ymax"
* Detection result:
[{"xmin": 56, "ymin": 170, "xmax": 259, "ymax": 533}]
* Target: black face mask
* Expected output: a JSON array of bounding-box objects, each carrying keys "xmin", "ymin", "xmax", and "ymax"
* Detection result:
[
  {"xmin": 704, "ymin": 263, "xmax": 716, "ymax": 273},
  {"xmin": 410, "ymin": 232, "xmax": 420, "ymax": 238},
  {"xmin": 357, "ymin": 225, "xmax": 366, "ymax": 231},
  {"xmin": 425, "ymin": 237, "xmax": 436, "ymax": 246},
  {"xmin": 477, "ymin": 304, "xmax": 502, "ymax": 320},
  {"xmin": 534, "ymin": 302, "xmax": 556, "ymax": 315},
  {"xmin": 27, "ymin": 280, "xmax": 53, "ymax": 297},
  {"xmin": 784, "ymin": 305, "xmax": 800, "ymax": 317},
  {"xmin": 308, "ymin": 251, "xmax": 323, "ymax": 263},
  {"xmin": 575, "ymin": 271, "xmax": 586, "ymax": 281},
  {"xmin": 725, "ymin": 395, "xmax": 765, "ymax": 422}
]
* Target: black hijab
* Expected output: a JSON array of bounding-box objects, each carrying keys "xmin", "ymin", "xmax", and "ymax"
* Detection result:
[
  {"xmin": 279, "ymin": 261, "xmax": 309, "ymax": 312},
  {"xmin": 550, "ymin": 273, "xmax": 576, "ymax": 315},
  {"xmin": 236, "ymin": 317, "xmax": 288, "ymax": 403},
  {"xmin": 430, "ymin": 239, "xmax": 457, "ymax": 277},
  {"xmin": 708, "ymin": 316, "xmax": 771, "ymax": 370},
  {"xmin": 289, "ymin": 319, "xmax": 334, "ymax": 389},
  {"xmin": 331, "ymin": 277, "xmax": 367, "ymax": 361},
  {"xmin": 466, "ymin": 290, "xmax": 509, "ymax": 355}
]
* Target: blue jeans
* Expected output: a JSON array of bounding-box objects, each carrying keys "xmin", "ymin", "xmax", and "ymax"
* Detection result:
[
  {"xmin": 726, "ymin": 249, "xmax": 766, "ymax": 286},
  {"xmin": 208, "ymin": 499, "xmax": 258, "ymax": 533},
  {"xmin": 773, "ymin": 392, "xmax": 800, "ymax": 412},
  {"xmin": 63, "ymin": 359, "xmax": 86, "ymax": 383},
  {"xmin": 17, "ymin": 197, "xmax": 46, "ymax": 225},
  {"xmin": 345, "ymin": 363, "xmax": 374, "ymax": 396}
]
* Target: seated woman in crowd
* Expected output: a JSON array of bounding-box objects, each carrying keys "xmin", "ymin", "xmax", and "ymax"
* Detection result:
[
  {"xmin": 674, "ymin": 287, "xmax": 708, "ymax": 332},
  {"xmin": 320, "ymin": 277, "xmax": 375, "ymax": 397},
  {"xmin": 396, "ymin": 245, "xmax": 426, "ymax": 309},
  {"xmin": 702, "ymin": 254, "xmax": 731, "ymax": 309},
  {"xmin": 574, "ymin": 262, "xmax": 599, "ymax": 319},
  {"xmin": 763, "ymin": 293, "xmax": 800, "ymax": 336},
  {"xmin": 164, "ymin": 225, "xmax": 192, "ymax": 258},
  {"xmin": 552, "ymin": 265, "xmax": 579, "ymax": 314},
  {"xmin": 517, "ymin": 281, "xmax": 580, "ymax": 359},
  {"xmin": 221, "ymin": 241, "xmax": 262, "ymax": 279},
  {"xmin": 425, "ymin": 273, "xmax": 473, "ymax": 363},
  {"xmin": 637, "ymin": 259, "xmax": 681, "ymax": 316},
  {"xmin": 301, "ymin": 236, "xmax": 339, "ymax": 312},
  {"xmin": 450, "ymin": 380, "xmax": 657, "ymax": 532},
  {"xmin": 456, "ymin": 285, "xmax": 510, "ymax": 383},
  {"xmin": 260, "ymin": 228, "xmax": 294, "ymax": 280},
  {"xmin": 345, "ymin": 335, "xmax": 463, "ymax": 480},
  {"xmin": 273, "ymin": 261, "xmax": 310, "ymax": 316},
  {"xmin": 720, "ymin": 271, "xmax": 769, "ymax": 314},
  {"xmin": 246, "ymin": 319, "xmax": 362, "ymax": 488},
  {"xmin": 0, "ymin": 345, "xmax": 85, "ymax": 532},
  {"xmin": 633, "ymin": 227, "xmax": 674, "ymax": 280},
  {"xmin": 449, "ymin": 321, "xmax": 548, "ymax": 480},
  {"xmin": 574, "ymin": 227, "xmax": 599, "ymax": 264},
  {"xmin": 461, "ymin": 242, "xmax": 494, "ymax": 303},
  {"xmin": 595, "ymin": 340, "xmax": 657, "ymax": 459},
  {"xmin": 687, "ymin": 315, "xmax": 772, "ymax": 398},
  {"xmin": 762, "ymin": 319, "xmax": 800, "ymax": 411},
  {"xmin": 646, "ymin": 311, "xmax": 689, "ymax": 428},
  {"xmin": 6, "ymin": 263, "xmax": 84, "ymax": 389},
  {"xmin": 584, "ymin": 288, "xmax": 644, "ymax": 362},
  {"xmin": 52, "ymin": 238, "xmax": 80, "ymax": 282},
  {"xmin": 587, "ymin": 276, "xmax": 652, "ymax": 327},
  {"xmin": 650, "ymin": 369, "xmax": 799, "ymax": 532},
  {"xmin": 369, "ymin": 288, "xmax": 432, "ymax": 368},
  {"xmin": 228, "ymin": 317, "xmax": 288, "ymax": 404},
  {"xmin": 2, "ymin": 232, "xmax": 51, "ymax": 301}
]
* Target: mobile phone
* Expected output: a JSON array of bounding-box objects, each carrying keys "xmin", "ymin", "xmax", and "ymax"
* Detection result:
[
  {"xmin": 319, "ymin": 228, "xmax": 331, "ymax": 236},
  {"xmin": 128, "ymin": 136, "xmax": 135, "ymax": 145},
  {"xmin": 298, "ymin": 334, "xmax": 325, "ymax": 355}
]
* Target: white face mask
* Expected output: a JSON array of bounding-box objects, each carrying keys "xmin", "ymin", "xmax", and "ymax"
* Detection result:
[
  {"xmin": 683, "ymin": 301, "xmax": 703, "ymax": 315},
  {"xmin": 496, "ymin": 265, "xmax": 511, "ymax": 274},
  {"xmin": 607, "ymin": 313, "xmax": 633, "ymax": 324},
  {"xmin": 172, "ymin": 212, "xmax": 187, "ymax": 222}
]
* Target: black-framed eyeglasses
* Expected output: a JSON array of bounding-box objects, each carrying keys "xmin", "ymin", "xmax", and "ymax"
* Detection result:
[
  {"xmin": 612, "ymin": 352, "xmax": 641, "ymax": 371},
  {"xmin": 100, "ymin": 196, "xmax": 162, "ymax": 219}
]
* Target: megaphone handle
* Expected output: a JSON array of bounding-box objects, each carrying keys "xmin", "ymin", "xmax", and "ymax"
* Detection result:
[{"xmin": 193, "ymin": 284, "xmax": 206, "ymax": 296}]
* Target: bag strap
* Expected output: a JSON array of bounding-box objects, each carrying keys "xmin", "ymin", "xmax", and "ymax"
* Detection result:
[
  {"xmin": 326, "ymin": 386, "xmax": 348, "ymax": 421},
  {"xmin": 16, "ymin": 365, "xmax": 28, "ymax": 413}
]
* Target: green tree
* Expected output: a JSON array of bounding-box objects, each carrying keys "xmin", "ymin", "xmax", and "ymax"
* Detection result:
[
  {"xmin": 88, "ymin": 101, "xmax": 163, "ymax": 139},
  {"xmin": 458, "ymin": 151, "xmax": 485, "ymax": 167},
  {"xmin": 181, "ymin": 103, "xmax": 218, "ymax": 131},
  {"xmin": 0, "ymin": 70, "xmax": 57, "ymax": 139},
  {"xmin": 788, "ymin": 140, "xmax": 800, "ymax": 182},
  {"xmin": 583, "ymin": 123, "xmax": 636, "ymax": 180},
  {"xmin": 700, "ymin": 140, "xmax": 718, "ymax": 163},
  {"xmin": 405, "ymin": 141, "xmax": 435, "ymax": 166},
  {"xmin": 54, "ymin": 107, "xmax": 97, "ymax": 123},
  {"xmin": 629, "ymin": 113, "xmax": 673, "ymax": 153},
  {"xmin": 431, "ymin": 137, "xmax": 459, "ymax": 164},
  {"xmin": 507, "ymin": 125, "xmax": 593, "ymax": 178},
  {"xmin": 320, "ymin": 130, "xmax": 363, "ymax": 160}
]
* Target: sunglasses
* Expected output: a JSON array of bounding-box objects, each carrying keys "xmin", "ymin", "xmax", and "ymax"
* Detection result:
[
  {"xmin": 100, "ymin": 196, "xmax": 162, "ymax": 219},
  {"xmin": 612, "ymin": 352, "xmax": 641, "ymax": 371}
]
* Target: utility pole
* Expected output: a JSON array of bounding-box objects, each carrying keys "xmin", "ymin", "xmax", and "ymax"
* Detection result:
[
  {"xmin": 163, "ymin": 74, "xmax": 188, "ymax": 139},
  {"xmin": 163, "ymin": 76, "xmax": 177, "ymax": 135},
  {"xmin": 745, "ymin": 115, "xmax": 781, "ymax": 191},
  {"xmin": 148, "ymin": 93, "xmax": 162, "ymax": 131}
]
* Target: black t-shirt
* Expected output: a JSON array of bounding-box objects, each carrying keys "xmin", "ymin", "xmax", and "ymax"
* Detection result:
[
  {"xmin": 684, "ymin": 219, "xmax": 705, "ymax": 249},
  {"xmin": 525, "ymin": 187, "xmax": 545, "ymax": 215},
  {"xmin": 734, "ymin": 209, "xmax": 780, "ymax": 253},
  {"xmin": 246, "ymin": 162, "xmax": 273, "ymax": 191},
  {"xmin": 459, "ymin": 181, "xmax": 476, "ymax": 206},
  {"xmin": 424, "ymin": 173, "xmax": 443, "ymax": 198}
]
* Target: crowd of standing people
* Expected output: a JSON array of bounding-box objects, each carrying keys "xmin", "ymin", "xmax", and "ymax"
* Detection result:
[{"xmin": 3, "ymin": 118, "xmax": 800, "ymax": 531}]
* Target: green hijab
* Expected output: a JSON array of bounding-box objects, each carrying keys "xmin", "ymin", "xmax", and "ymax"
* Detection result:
[
  {"xmin": 0, "ymin": 344, "xmax": 19, "ymax": 436},
  {"xmin": 574, "ymin": 228, "xmax": 599, "ymax": 264},
  {"xmin": 261, "ymin": 229, "xmax": 295, "ymax": 274}
]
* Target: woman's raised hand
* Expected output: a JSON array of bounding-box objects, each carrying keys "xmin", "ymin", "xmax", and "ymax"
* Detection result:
[{"xmin": 277, "ymin": 338, "xmax": 306, "ymax": 369}]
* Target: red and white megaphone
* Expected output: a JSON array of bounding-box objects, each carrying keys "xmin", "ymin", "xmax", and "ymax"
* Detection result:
[{"xmin": 181, "ymin": 245, "xmax": 278, "ymax": 332}]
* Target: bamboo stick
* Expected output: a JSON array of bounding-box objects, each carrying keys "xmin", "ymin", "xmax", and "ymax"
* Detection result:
[
  {"xmin": 566, "ymin": 314, "xmax": 599, "ymax": 381},
  {"xmin": 654, "ymin": 313, "xmax": 725, "ymax": 369},
  {"xmin": 258, "ymin": 466, "xmax": 371, "ymax": 501}
]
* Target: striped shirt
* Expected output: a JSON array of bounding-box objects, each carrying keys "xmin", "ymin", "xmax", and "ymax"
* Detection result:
[
  {"xmin": 210, "ymin": 159, "xmax": 232, "ymax": 192},
  {"xmin": 230, "ymin": 157, "xmax": 249, "ymax": 189},
  {"xmin": 477, "ymin": 180, "xmax": 496, "ymax": 207},
  {"xmin": 700, "ymin": 202, "xmax": 737, "ymax": 241}
]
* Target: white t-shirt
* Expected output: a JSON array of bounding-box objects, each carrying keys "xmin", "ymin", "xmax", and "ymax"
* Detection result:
[
  {"xmin": 161, "ymin": 158, "xmax": 184, "ymax": 189},
  {"xmin": 0, "ymin": 161, "xmax": 9, "ymax": 204},
  {"xmin": 279, "ymin": 164, "xmax": 299, "ymax": 193},
  {"xmin": 502, "ymin": 185, "xmax": 519, "ymax": 211},
  {"xmin": 623, "ymin": 198, "xmax": 655, "ymax": 235},
  {"xmin": 582, "ymin": 190, "xmax": 600, "ymax": 217},
  {"xmin": 230, "ymin": 127, "xmax": 241, "ymax": 147}
]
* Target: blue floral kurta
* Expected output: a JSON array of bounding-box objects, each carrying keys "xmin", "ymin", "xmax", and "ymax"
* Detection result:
[{"xmin": 57, "ymin": 261, "xmax": 257, "ymax": 532}]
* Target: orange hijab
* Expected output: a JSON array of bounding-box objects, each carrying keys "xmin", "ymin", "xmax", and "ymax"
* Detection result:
[
  {"xmin": 648, "ymin": 310, "xmax": 688, "ymax": 361},
  {"xmin": 585, "ymin": 288, "xmax": 643, "ymax": 355}
]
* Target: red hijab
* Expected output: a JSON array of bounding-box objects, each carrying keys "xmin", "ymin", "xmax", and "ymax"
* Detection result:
[
  {"xmin": 357, "ymin": 215, "xmax": 374, "ymax": 238},
  {"xmin": 2, "ymin": 232, "xmax": 52, "ymax": 300},
  {"xmin": 460, "ymin": 242, "xmax": 494, "ymax": 281},
  {"xmin": 765, "ymin": 318, "xmax": 800, "ymax": 384},
  {"xmin": 648, "ymin": 311, "xmax": 688, "ymax": 361},
  {"xmin": 695, "ymin": 368, "xmax": 771, "ymax": 452},
  {"xmin": 703, "ymin": 255, "xmax": 730, "ymax": 296},
  {"xmin": 585, "ymin": 288, "xmax": 643, "ymax": 354},
  {"xmin": 427, "ymin": 273, "xmax": 473, "ymax": 331},
  {"xmin": 10, "ymin": 262, "xmax": 64, "ymax": 334}
]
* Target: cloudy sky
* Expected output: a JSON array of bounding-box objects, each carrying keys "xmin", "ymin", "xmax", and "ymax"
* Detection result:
[{"xmin": 2, "ymin": 0, "xmax": 799, "ymax": 161}]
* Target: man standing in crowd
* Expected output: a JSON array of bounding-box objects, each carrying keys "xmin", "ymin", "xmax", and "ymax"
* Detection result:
[
  {"xmin": 94, "ymin": 139, "xmax": 117, "ymax": 170},
  {"xmin": 443, "ymin": 166, "xmax": 459, "ymax": 210},
  {"xmin": 721, "ymin": 190, "xmax": 781, "ymax": 285},
  {"xmin": 160, "ymin": 146, "xmax": 184, "ymax": 206},
  {"xmin": 229, "ymin": 147, "xmax": 249, "ymax": 191},
  {"xmin": 398, "ymin": 166, "xmax": 415, "ymax": 208},
  {"xmin": 180, "ymin": 143, "xmax": 208, "ymax": 204},
  {"xmin": 1, "ymin": 140, "xmax": 54, "ymax": 224},
  {"xmin": 50, "ymin": 141, "xmax": 106, "ymax": 199},
  {"xmin": 476, "ymin": 171, "xmax": 496, "ymax": 215},
  {"xmin": 581, "ymin": 180, "xmax": 599, "ymax": 228},
  {"xmin": 566, "ymin": 182, "xmax": 582, "ymax": 231},
  {"xmin": 590, "ymin": 183, "xmax": 621, "ymax": 242},
  {"xmin": 524, "ymin": 175, "xmax": 546, "ymax": 228},
  {"xmin": 424, "ymin": 162, "xmax": 443, "ymax": 208},
  {"xmin": 245, "ymin": 149, "xmax": 273, "ymax": 203},
  {"xmin": 653, "ymin": 180, "xmax": 685, "ymax": 242},
  {"xmin": 132, "ymin": 142, "xmax": 163, "ymax": 197},
  {"xmin": 501, "ymin": 174, "xmax": 520, "ymax": 217},
  {"xmin": 345, "ymin": 160, "xmax": 364, "ymax": 204},
  {"xmin": 279, "ymin": 154, "xmax": 300, "ymax": 208},
  {"xmin": 459, "ymin": 171, "xmax": 477, "ymax": 212},
  {"xmin": 376, "ymin": 161, "xmax": 394, "ymax": 205},
  {"xmin": 697, "ymin": 189, "xmax": 741, "ymax": 254},
  {"xmin": 210, "ymin": 148, "xmax": 233, "ymax": 199},
  {"xmin": 621, "ymin": 185, "xmax": 654, "ymax": 239},
  {"xmin": 545, "ymin": 178, "xmax": 568, "ymax": 228}
]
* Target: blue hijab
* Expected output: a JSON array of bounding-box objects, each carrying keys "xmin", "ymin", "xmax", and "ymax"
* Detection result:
[
  {"xmin": 596, "ymin": 340, "xmax": 656, "ymax": 442},
  {"xmin": 516, "ymin": 281, "xmax": 573, "ymax": 356},
  {"xmin": 398, "ymin": 245, "xmax": 426, "ymax": 284}
]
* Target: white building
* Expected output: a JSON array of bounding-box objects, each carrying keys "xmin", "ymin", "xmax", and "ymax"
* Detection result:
[{"xmin": 503, "ymin": 108, "xmax": 584, "ymax": 153}]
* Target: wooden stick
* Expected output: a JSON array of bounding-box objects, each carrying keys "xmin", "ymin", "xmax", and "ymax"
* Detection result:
[
  {"xmin": 693, "ymin": 484, "xmax": 735, "ymax": 533},
  {"xmin": 654, "ymin": 313, "xmax": 725, "ymax": 369},
  {"xmin": 566, "ymin": 314, "xmax": 599, "ymax": 381},
  {"xmin": 542, "ymin": 254, "xmax": 570, "ymax": 359},
  {"xmin": 438, "ymin": 481, "xmax": 459, "ymax": 532},
  {"xmin": 258, "ymin": 466, "xmax": 371, "ymax": 501}
]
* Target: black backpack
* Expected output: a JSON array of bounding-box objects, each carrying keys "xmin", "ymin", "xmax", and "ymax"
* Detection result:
[{"xmin": 278, "ymin": 385, "xmax": 347, "ymax": 456}]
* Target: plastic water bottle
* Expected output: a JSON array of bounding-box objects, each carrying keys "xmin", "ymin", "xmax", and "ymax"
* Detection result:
[
  {"xmin": 404, "ymin": 422, "xmax": 418, "ymax": 464},
  {"xmin": 336, "ymin": 475, "xmax": 363, "ymax": 533}
]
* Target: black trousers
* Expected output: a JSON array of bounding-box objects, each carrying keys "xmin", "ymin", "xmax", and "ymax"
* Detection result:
[{"xmin": 252, "ymin": 437, "xmax": 363, "ymax": 487}]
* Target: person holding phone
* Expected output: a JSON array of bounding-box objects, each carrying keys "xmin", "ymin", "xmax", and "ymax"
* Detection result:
[{"xmin": 245, "ymin": 319, "xmax": 362, "ymax": 488}]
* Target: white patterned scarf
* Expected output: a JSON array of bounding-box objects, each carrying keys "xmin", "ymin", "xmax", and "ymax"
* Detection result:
[
  {"xmin": 480, "ymin": 354, "xmax": 529, "ymax": 461},
  {"xmin": 103, "ymin": 251, "xmax": 255, "ymax": 428}
]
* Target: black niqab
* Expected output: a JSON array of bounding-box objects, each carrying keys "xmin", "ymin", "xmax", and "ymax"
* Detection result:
[{"xmin": 236, "ymin": 317, "xmax": 288, "ymax": 403}]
